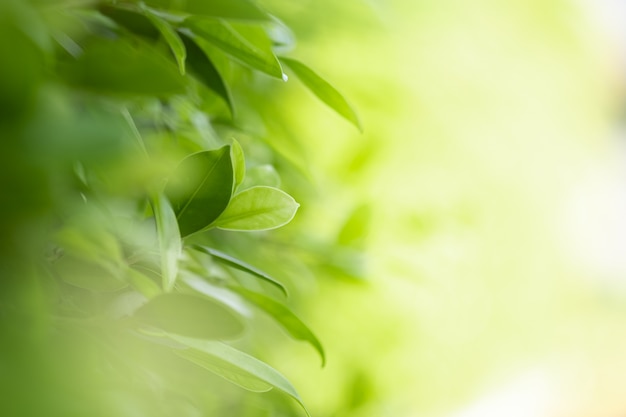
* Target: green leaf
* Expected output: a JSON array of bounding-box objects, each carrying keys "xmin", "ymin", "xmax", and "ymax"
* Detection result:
[
  {"xmin": 184, "ymin": 18, "xmax": 283, "ymax": 78},
  {"xmin": 241, "ymin": 164, "xmax": 281, "ymax": 189},
  {"xmin": 180, "ymin": 31, "xmax": 234, "ymax": 114},
  {"xmin": 127, "ymin": 267, "xmax": 162, "ymax": 298},
  {"xmin": 151, "ymin": 193, "xmax": 182, "ymax": 291},
  {"xmin": 60, "ymin": 36, "xmax": 186, "ymax": 96},
  {"xmin": 231, "ymin": 286, "xmax": 325, "ymax": 366},
  {"xmin": 52, "ymin": 254, "xmax": 127, "ymax": 292},
  {"xmin": 280, "ymin": 57, "xmax": 362, "ymax": 131},
  {"xmin": 141, "ymin": 0, "xmax": 271, "ymax": 21},
  {"xmin": 214, "ymin": 186, "xmax": 299, "ymax": 231},
  {"xmin": 191, "ymin": 245, "xmax": 287, "ymax": 296},
  {"xmin": 230, "ymin": 138, "xmax": 246, "ymax": 190},
  {"xmin": 133, "ymin": 293, "xmax": 245, "ymax": 339},
  {"xmin": 143, "ymin": 8, "xmax": 187, "ymax": 75},
  {"xmin": 164, "ymin": 146, "xmax": 234, "ymax": 237},
  {"xmin": 337, "ymin": 203, "xmax": 372, "ymax": 248},
  {"xmin": 163, "ymin": 333, "xmax": 310, "ymax": 416}
]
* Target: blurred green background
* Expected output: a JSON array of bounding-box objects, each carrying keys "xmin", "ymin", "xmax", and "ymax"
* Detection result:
[{"xmin": 262, "ymin": 0, "xmax": 626, "ymax": 416}]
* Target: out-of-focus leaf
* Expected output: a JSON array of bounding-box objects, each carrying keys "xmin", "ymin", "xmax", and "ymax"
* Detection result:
[
  {"xmin": 98, "ymin": 5, "xmax": 159, "ymax": 38},
  {"xmin": 183, "ymin": 18, "xmax": 283, "ymax": 78},
  {"xmin": 214, "ymin": 186, "xmax": 299, "ymax": 231},
  {"xmin": 52, "ymin": 254, "xmax": 127, "ymax": 292},
  {"xmin": 144, "ymin": 8, "xmax": 187, "ymax": 74},
  {"xmin": 181, "ymin": 31, "xmax": 234, "ymax": 114},
  {"xmin": 280, "ymin": 57, "xmax": 362, "ymax": 131},
  {"xmin": 231, "ymin": 286, "xmax": 325, "ymax": 366},
  {"xmin": 241, "ymin": 165, "xmax": 281, "ymax": 189},
  {"xmin": 151, "ymin": 193, "xmax": 181, "ymax": 291},
  {"xmin": 162, "ymin": 333, "xmax": 309, "ymax": 415},
  {"xmin": 60, "ymin": 37, "xmax": 186, "ymax": 96},
  {"xmin": 133, "ymin": 293, "xmax": 245, "ymax": 339},
  {"xmin": 191, "ymin": 245, "xmax": 287, "ymax": 296},
  {"xmin": 141, "ymin": 0, "xmax": 271, "ymax": 21},
  {"xmin": 127, "ymin": 267, "xmax": 162, "ymax": 298},
  {"xmin": 164, "ymin": 146, "xmax": 234, "ymax": 237},
  {"xmin": 231, "ymin": 138, "xmax": 246, "ymax": 189},
  {"xmin": 337, "ymin": 203, "xmax": 372, "ymax": 248}
]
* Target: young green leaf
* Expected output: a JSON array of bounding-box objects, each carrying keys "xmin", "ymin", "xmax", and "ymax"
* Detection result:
[
  {"xmin": 214, "ymin": 186, "xmax": 299, "ymax": 231},
  {"xmin": 180, "ymin": 31, "xmax": 234, "ymax": 114},
  {"xmin": 151, "ymin": 193, "xmax": 182, "ymax": 291},
  {"xmin": 133, "ymin": 293, "xmax": 245, "ymax": 339},
  {"xmin": 191, "ymin": 245, "xmax": 287, "ymax": 296},
  {"xmin": 143, "ymin": 8, "xmax": 187, "ymax": 75},
  {"xmin": 164, "ymin": 334, "xmax": 310, "ymax": 416},
  {"xmin": 164, "ymin": 146, "xmax": 234, "ymax": 237},
  {"xmin": 231, "ymin": 286, "xmax": 325, "ymax": 366},
  {"xmin": 280, "ymin": 56, "xmax": 362, "ymax": 131},
  {"xmin": 142, "ymin": 0, "xmax": 271, "ymax": 21},
  {"xmin": 230, "ymin": 138, "xmax": 246, "ymax": 189},
  {"xmin": 183, "ymin": 18, "xmax": 283, "ymax": 79},
  {"xmin": 127, "ymin": 267, "xmax": 162, "ymax": 298}
]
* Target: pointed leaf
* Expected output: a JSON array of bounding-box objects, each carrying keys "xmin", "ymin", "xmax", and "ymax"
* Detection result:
[
  {"xmin": 144, "ymin": 8, "xmax": 187, "ymax": 74},
  {"xmin": 142, "ymin": 0, "xmax": 271, "ymax": 21},
  {"xmin": 164, "ymin": 333, "xmax": 310, "ymax": 416},
  {"xmin": 133, "ymin": 293, "xmax": 245, "ymax": 339},
  {"xmin": 164, "ymin": 146, "xmax": 234, "ymax": 237},
  {"xmin": 231, "ymin": 286, "xmax": 325, "ymax": 366},
  {"xmin": 181, "ymin": 31, "xmax": 234, "ymax": 114},
  {"xmin": 191, "ymin": 245, "xmax": 287, "ymax": 296},
  {"xmin": 280, "ymin": 57, "xmax": 362, "ymax": 131},
  {"xmin": 127, "ymin": 267, "xmax": 162, "ymax": 298},
  {"xmin": 231, "ymin": 138, "xmax": 246, "ymax": 189},
  {"xmin": 184, "ymin": 18, "xmax": 283, "ymax": 78},
  {"xmin": 215, "ymin": 186, "xmax": 299, "ymax": 231},
  {"xmin": 151, "ymin": 193, "xmax": 182, "ymax": 291}
]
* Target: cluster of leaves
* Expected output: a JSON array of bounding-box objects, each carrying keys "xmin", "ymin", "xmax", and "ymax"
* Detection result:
[{"xmin": 0, "ymin": 0, "xmax": 360, "ymax": 416}]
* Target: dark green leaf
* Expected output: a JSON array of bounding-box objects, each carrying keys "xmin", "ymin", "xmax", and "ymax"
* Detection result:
[
  {"xmin": 181, "ymin": 31, "xmax": 234, "ymax": 114},
  {"xmin": 163, "ymin": 333, "xmax": 310, "ymax": 416},
  {"xmin": 191, "ymin": 245, "xmax": 287, "ymax": 296},
  {"xmin": 141, "ymin": 0, "xmax": 271, "ymax": 21},
  {"xmin": 184, "ymin": 18, "xmax": 283, "ymax": 78},
  {"xmin": 151, "ymin": 193, "xmax": 182, "ymax": 291},
  {"xmin": 144, "ymin": 8, "xmax": 187, "ymax": 74},
  {"xmin": 134, "ymin": 293, "xmax": 245, "ymax": 339},
  {"xmin": 164, "ymin": 146, "xmax": 234, "ymax": 237},
  {"xmin": 214, "ymin": 186, "xmax": 299, "ymax": 231},
  {"xmin": 280, "ymin": 57, "xmax": 362, "ymax": 131},
  {"xmin": 231, "ymin": 286, "xmax": 325, "ymax": 366},
  {"xmin": 60, "ymin": 37, "xmax": 186, "ymax": 96}
]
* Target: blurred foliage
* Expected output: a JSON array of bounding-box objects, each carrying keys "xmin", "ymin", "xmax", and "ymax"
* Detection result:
[{"xmin": 0, "ymin": 0, "xmax": 363, "ymax": 416}]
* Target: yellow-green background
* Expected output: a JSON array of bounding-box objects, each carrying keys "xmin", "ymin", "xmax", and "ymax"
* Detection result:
[{"xmin": 262, "ymin": 1, "xmax": 626, "ymax": 416}]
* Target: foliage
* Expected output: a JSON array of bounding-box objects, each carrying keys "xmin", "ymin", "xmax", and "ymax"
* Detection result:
[{"xmin": 0, "ymin": 0, "xmax": 360, "ymax": 416}]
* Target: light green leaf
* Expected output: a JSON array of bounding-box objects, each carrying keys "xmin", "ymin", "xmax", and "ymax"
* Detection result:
[
  {"xmin": 231, "ymin": 286, "xmax": 325, "ymax": 366},
  {"xmin": 133, "ymin": 293, "xmax": 245, "ymax": 339},
  {"xmin": 143, "ymin": 8, "xmax": 187, "ymax": 75},
  {"xmin": 141, "ymin": 0, "xmax": 271, "ymax": 21},
  {"xmin": 280, "ymin": 56, "xmax": 362, "ymax": 131},
  {"xmin": 164, "ymin": 333, "xmax": 310, "ymax": 416},
  {"xmin": 191, "ymin": 245, "xmax": 287, "ymax": 296},
  {"xmin": 164, "ymin": 146, "xmax": 234, "ymax": 237},
  {"xmin": 52, "ymin": 254, "xmax": 127, "ymax": 292},
  {"xmin": 231, "ymin": 138, "xmax": 246, "ymax": 190},
  {"xmin": 214, "ymin": 186, "xmax": 299, "ymax": 231},
  {"xmin": 183, "ymin": 18, "xmax": 283, "ymax": 78},
  {"xmin": 127, "ymin": 267, "xmax": 162, "ymax": 298},
  {"xmin": 241, "ymin": 164, "xmax": 281, "ymax": 189},
  {"xmin": 151, "ymin": 193, "xmax": 182, "ymax": 291}
]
